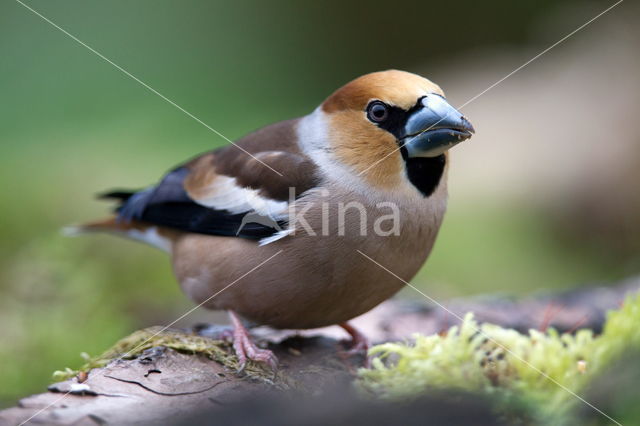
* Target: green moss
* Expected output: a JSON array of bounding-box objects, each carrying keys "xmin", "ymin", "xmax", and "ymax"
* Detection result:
[
  {"xmin": 52, "ymin": 327, "xmax": 275, "ymax": 384},
  {"xmin": 358, "ymin": 294, "xmax": 640, "ymax": 424}
]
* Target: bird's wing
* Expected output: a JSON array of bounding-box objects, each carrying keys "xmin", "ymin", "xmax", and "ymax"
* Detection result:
[{"xmin": 104, "ymin": 119, "xmax": 319, "ymax": 240}]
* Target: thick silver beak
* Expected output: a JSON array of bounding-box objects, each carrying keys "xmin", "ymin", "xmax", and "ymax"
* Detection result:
[{"xmin": 402, "ymin": 94, "xmax": 474, "ymax": 158}]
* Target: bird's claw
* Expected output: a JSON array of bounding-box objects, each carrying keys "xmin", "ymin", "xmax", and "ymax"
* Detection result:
[
  {"xmin": 230, "ymin": 312, "xmax": 278, "ymax": 374},
  {"xmin": 234, "ymin": 342, "xmax": 278, "ymax": 374},
  {"xmin": 343, "ymin": 338, "xmax": 369, "ymax": 356},
  {"xmin": 339, "ymin": 322, "xmax": 371, "ymax": 368}
]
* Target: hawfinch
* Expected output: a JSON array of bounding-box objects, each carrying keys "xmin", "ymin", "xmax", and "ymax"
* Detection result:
[{"xmin": 74, "ymin": 70, "xmax": 474, "ymax": 370}]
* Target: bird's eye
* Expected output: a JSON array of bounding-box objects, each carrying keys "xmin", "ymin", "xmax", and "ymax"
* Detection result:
[{"xmin": 367, "ymin": 101, "xmax": 389, "ymax": 123}]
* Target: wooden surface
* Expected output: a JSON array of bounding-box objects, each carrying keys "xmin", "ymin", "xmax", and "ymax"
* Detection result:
[{"xmin": 1, "ymin": 276, "xmax": 638, "ymax": 425}]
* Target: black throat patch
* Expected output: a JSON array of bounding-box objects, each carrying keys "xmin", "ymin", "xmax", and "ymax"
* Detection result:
[{"xmin": 400, "ymin": 151, "xmax": 446, "ymax": 197}]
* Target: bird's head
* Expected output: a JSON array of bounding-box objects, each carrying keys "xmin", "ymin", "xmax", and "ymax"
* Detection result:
[{"xmin": 305, "ymin": 70, "xmax": 474, "ymax": 195}]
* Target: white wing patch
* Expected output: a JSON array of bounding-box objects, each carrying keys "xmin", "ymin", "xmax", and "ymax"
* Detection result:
[
  {"xmin": 258, "ymin": 228, "xmax": 294, "ymax": 246},
  {"xmin": 194, "ymin": 175, "xmax": 289, "ymax": 219}
]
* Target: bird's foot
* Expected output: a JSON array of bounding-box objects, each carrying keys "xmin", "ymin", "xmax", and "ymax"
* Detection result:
[
  {"xmin": 232, "ymin": 330, "xmax": 278, "ymax": 373},
  {"xmin": 228, "ymin": 311, "xmax": 278, "ymax": 373},
  {"xmin": 339, "ymin": 322, "xmax": 371, "ymax": 367},
  {"xmin": 340, "ymin": 322, "xmax": 370, "ymax": 354}
]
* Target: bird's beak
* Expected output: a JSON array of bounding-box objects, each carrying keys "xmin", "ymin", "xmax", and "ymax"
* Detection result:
[{"xmin": 402, "ymin": 94, "xmax": 474, "ymax": 158}]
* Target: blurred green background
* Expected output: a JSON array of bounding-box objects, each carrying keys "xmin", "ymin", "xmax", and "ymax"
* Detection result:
[{"xmin": 1, "ymin": 0, "xmax": 638, "ymax": 408}]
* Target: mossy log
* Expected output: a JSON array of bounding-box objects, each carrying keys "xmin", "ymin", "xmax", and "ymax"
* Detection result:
[{"xmin": 1, "ymin": 277, "xmax": 638, "ymax": 425}]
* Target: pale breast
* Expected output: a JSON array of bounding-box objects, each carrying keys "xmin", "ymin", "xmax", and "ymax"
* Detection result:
[{"xmin": 171, "ymin": 177, "xmax": 448, "ymax": 329}]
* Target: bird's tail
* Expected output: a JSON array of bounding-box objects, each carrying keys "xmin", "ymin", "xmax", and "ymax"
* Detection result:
[
  {"xmin": 97, "ymin": 190, "xmax": 137, "ymax": 202},
  {"xmin": 63, "ymin": 217, "xmax": 173, "ymax": 253},
  {"xmin": 63, "ymin": 190, "xmax": 173, "ymax": 252},
  {"xmin": 62, "ymin": 216, "xmax": 128, "ymax": 237},
  {"xmin": 62, "ymin": 189, "xmax": 136, "ymax": 236}
]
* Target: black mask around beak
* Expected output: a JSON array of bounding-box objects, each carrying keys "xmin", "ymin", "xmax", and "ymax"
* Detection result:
[{"xmin": 402, "ymin": 94, "xmax": 474, "ymax": 158}]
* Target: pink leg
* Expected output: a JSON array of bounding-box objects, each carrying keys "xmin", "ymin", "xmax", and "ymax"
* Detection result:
[
  {"xmin": 339, "ymin": 322, "xmax": 370, "ymax": 355},
  {"xmin": 228, "ymin": 311, "xmax": 278, "ymax": 372}
]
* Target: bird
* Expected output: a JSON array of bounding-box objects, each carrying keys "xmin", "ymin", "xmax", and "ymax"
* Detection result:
[{"xmin": 71, "ymin": 70, "xmax": 474, "ymax": 370}]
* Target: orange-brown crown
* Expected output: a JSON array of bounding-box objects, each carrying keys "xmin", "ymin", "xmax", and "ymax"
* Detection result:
[{"xmin": 322, "ymin": 70, "xmax": 443, "ymax": 113}]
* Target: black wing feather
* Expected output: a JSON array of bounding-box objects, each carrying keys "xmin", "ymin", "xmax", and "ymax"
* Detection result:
[
  {"xmin": 104, "ymin": 167, "xmax": 285, "ymax": 240},
  {"xmin": 139, "ymin": 202, "xmax": 285, "ymax": 239}
]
